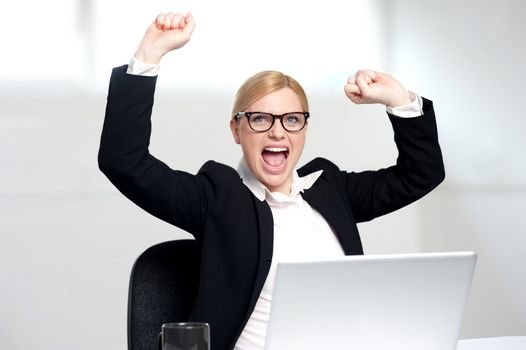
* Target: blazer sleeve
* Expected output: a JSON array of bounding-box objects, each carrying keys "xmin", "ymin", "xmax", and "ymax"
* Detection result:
[
  {"xmin": 345, "ymin": 98, "xmax": 445, "ymax": 223},
  {"xmin": 98, "ymin": 65, "xmax": 213, "ymax": 237}
]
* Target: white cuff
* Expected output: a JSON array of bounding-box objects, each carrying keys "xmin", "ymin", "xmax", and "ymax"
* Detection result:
[
  {"xmin": 386, "ymin": 91, "xmax": 423, "ymax": 118},
  {"xmin": 126, "ymin": 56, "xmax": 160, "ymax": 76}
]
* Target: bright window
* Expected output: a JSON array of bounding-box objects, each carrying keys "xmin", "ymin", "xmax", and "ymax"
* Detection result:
[{"xmin": 92, "ymin": 0, "xmax": 383, "ymax": 91}]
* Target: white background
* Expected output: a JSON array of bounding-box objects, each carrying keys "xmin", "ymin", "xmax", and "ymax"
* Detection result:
[{"xmin": 1, "ymin": 1, "xmax": 525, "ymax": 349}]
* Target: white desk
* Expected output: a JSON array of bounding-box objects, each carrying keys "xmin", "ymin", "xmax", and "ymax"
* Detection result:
[{"xmin": 457, "ymin": 336, "xmax": 526, "ymax": 350}]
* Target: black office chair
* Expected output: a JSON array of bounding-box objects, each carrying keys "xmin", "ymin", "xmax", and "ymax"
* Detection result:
[{"xmin": 127, "ymin": 239, "xmax": 200, "ymax": 350}]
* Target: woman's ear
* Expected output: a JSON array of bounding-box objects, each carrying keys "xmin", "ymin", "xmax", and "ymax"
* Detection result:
[{"xmin": 230, "ymin": 119, "xmax": 240, "ymax": 144}]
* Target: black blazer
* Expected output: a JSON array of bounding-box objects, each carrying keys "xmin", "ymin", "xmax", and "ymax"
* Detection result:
[{"xmin": 98, "ymin": 65, "xmax": 445, "ymax": 350}]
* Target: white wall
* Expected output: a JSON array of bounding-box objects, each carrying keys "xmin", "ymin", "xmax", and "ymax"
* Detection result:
[
  {"xmin": 1, "ymin": 1, "xmax": 525, "ymax": 349},
  {"xmin": 376, "ymin": 0, "xmax": 526, "ymax": 338}
]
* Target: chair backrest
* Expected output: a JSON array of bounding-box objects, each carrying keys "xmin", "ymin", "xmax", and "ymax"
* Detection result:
[{"xmin": 128, "ymin": 239, "xmax": 200, "ymax": 350}]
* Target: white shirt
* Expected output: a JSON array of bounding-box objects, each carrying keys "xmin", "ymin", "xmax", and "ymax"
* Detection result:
[{"xmin": 234, "ymin": 158, "xmax": 345, "ymax": 350}]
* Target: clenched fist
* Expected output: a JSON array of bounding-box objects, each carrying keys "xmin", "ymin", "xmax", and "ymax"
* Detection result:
[
  {"xmin": 344, "ymin": 70, "xmax": 413, "ymax": 108},
  {"xmin": 135, "ymin": 12, "xmax": 196, "ymax": 64}
]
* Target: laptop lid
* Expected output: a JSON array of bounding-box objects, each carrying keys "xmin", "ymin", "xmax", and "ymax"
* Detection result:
[{"xmin": 264, "ymin": 251, "xmax": 477, "ymax": 350}]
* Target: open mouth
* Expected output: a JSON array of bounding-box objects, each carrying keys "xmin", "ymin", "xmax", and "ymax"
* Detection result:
[{"xmin": 261, "ymin": 147, "xmax": 289, "ymax": 170}]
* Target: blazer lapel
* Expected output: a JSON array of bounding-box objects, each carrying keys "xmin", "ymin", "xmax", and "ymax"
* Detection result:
[
  {"xmin": 237, "ymin": 197, "xmax": 274, "ymax": 335},
  {"xmin": 302, "ymin": 176, "xmax": 364, "ymax": 255}
]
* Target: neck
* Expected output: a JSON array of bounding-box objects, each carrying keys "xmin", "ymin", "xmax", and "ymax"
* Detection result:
[{"xmin": 264, "ymin": 177, "xmax": 293, "ymax": 196}]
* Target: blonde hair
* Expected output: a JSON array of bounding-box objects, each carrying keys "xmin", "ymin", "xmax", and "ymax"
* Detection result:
[{"xmin": 231, "ymin": 70, "xmax": 308, "ymax": 119}]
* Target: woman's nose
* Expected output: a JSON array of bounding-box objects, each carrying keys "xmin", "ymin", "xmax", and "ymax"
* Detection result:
[{"xmin": 268, "ymin": 119, "xmax": 286, "ymax": 138}]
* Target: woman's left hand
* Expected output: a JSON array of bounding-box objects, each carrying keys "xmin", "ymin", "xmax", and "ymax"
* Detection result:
[{"xmin": 344, "ymin": 70, "xmax": 413, "ymax": 108}]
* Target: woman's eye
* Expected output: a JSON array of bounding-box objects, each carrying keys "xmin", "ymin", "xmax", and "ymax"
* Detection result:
[
  {"xmin": 252, "ymin": 114, "xmax": 269, "ymax": 123},
  {"xmin": 286, "ymin": 115, "xmax": 300, "ymax": 124}
]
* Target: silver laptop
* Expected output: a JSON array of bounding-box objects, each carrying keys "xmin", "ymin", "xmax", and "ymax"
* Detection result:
[{"xmin": 264, "ymin": 251, "xmax": 477, "ymax": 350}]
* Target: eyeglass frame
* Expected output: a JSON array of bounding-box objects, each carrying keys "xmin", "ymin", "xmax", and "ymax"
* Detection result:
[{"xmin": 233, "ymin": 111, "xmax": 310, "ymax": 132}]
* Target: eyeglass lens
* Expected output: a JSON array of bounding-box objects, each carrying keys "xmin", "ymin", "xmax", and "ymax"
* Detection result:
[{"xmin": 248, "ymin": 113, "xmax": 306, "ymax": 132}]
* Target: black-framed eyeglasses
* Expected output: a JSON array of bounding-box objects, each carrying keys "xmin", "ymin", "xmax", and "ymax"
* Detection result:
[{"xmin": 234, "ymin": 111, "xmax": 309, "ymax": 132}]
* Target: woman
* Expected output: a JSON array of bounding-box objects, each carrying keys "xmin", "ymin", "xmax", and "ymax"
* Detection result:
[{"xmin": 98, "ymin": 12, "xmax": 444, "ymax": 350}]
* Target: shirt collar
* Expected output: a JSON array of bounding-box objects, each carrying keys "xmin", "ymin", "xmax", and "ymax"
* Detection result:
[{"xmin": 236, "ymin": 157, "xmax": 323, "ymax": 201}]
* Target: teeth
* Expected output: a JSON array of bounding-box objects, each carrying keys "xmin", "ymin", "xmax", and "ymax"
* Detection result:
[{"xmin": 265, "ymin": 147, "xmax": 288, "ymax": 152}]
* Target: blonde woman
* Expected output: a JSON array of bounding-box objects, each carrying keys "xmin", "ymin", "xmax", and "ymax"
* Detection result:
[{"xmin": 99, "ymin": 12, "xmax": 444, "ymax": 350}]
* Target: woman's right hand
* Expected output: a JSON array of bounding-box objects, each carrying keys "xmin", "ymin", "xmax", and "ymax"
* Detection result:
[{"xmin": 135, "ymin": 12, "xmax": 196, "ymax": 64}]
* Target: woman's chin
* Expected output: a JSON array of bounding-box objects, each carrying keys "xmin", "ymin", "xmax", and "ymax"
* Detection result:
[{"xmin": 260, "ymin": 169, "xmax": 293, "ymax": 194}]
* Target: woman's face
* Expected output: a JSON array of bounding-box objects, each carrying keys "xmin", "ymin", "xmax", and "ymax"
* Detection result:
[{"xmin": 230, "ymin": 87, "xmax": 307, "ymax": 195}]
